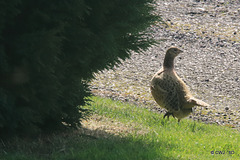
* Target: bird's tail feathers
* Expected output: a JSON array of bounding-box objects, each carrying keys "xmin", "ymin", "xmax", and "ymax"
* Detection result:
[{"xmin": 188, "ymin": 97, "xmax": 210, "ymax": 107}]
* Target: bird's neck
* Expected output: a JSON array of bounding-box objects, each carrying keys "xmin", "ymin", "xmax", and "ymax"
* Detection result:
[{"xmin": 163, "ymin": 54, "xmax": 175, "ymax": 69}]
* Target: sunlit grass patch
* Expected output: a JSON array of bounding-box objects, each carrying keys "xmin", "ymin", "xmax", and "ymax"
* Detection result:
[{"xmin": 1, "ymin": 96, "xmax": 239, "ymax": 160}]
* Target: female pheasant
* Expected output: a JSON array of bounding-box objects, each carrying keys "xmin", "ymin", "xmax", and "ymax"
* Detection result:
[{"xmin": 150, "ymin": 47, "xmax": 209, "ymax": 122}]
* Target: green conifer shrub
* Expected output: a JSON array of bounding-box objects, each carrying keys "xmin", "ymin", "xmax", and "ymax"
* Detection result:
[{"xmin": 0, "ymin": 0, "xmax": 160, "ymax": 137}]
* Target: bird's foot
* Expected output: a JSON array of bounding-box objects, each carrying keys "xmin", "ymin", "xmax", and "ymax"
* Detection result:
[{"xmin": 163, "ymin": 112, "xmax": 175, "ymax": 119}]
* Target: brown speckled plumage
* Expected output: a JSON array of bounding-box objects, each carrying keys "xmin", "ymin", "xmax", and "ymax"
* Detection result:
[{"xmin": 150, "ymin": 47, "xmax": 209, "ymax": 122}]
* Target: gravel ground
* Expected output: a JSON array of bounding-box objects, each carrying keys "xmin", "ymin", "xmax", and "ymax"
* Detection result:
[{"xmin": 90, "ymin": 0, "xmax": 240, "ymax": 129}]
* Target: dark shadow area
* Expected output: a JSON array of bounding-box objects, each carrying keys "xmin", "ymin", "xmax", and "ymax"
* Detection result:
[{"xmin": 0, "ymin": 126, "xmax": 180, "ymax": 160}]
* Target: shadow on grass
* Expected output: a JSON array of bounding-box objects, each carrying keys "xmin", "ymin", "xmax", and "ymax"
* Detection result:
[{"xmin": 0, "ymin": 126, "xmax": 179, "ymax": 160}]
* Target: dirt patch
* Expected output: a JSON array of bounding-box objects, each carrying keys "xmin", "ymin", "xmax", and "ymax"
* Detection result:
[{"xmin": 79, "ymin": 115, "xmax": 149, "ymax": 138}]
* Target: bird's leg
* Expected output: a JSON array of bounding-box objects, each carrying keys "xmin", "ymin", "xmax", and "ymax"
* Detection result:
[{"xmin": 163, "ymin": 112, "xmax": 169, "ymax": 119}]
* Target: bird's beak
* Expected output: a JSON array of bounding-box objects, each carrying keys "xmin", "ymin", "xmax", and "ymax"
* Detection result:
[{"xmin": 177, "ymin": 50, "xmax": 183, "ymax": 55}]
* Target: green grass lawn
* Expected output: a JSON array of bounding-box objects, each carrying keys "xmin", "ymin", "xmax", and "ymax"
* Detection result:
[{"xmin": 1, "ymin": 96, "xmax": 239, "ymax": 160}]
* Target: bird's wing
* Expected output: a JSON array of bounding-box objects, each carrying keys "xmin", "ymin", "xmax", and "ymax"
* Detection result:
[
  {"xmin": 151, "ymin": 72, "xmax": 183, "ymax": 112},
  {"xmin": 187, "ymin": 97, "xmax": 209, "ymax": 107},
  {"xmin": 164, "ymin": 78, "xmax": 183, "ymax": 112}
]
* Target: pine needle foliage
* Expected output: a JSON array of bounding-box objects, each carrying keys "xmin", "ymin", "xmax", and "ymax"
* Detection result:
[{"xmin": 0, "ymin": 0, "xmax": 161, "ymax": 137}]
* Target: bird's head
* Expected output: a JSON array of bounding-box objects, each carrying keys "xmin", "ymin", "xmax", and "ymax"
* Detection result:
[{"xmin": 166, "ymin": 47, "xmax": 183, "ymax": 58}]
